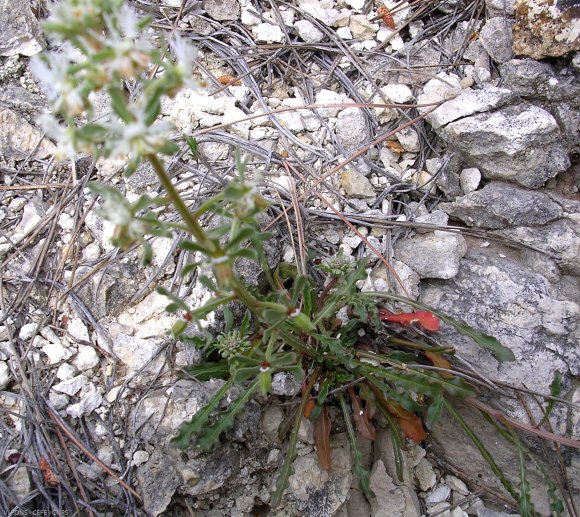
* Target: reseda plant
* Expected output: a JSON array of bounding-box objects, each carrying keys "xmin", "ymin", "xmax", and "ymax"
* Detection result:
[{"xmin": 33, "ymin": 1, "xmax": 557, "ymax": 513}]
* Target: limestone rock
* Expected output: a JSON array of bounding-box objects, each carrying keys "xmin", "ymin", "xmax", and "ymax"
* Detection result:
[
  {"xmin": 0, "ymin": 107, "xmax": 56, "ymax": 160},
  {"xmin": 136, "ymin": 449, "xmax": 181, "ymax": 516},
  {"xmin": 415, "ymin": 209, "xmax": 449, "ymax": 232},
  {"xmin": 431, "ymin": 405, "xmax": 553, "ymax": 514},
  {"xmin": 66, "ymin": 383, "xmax": 103, "ymax": 418},
  {"xmin": 500, "ymin": 59, "xmax": 561, "ymax": 98},
  {"xmin": 295, "ymin": 20, "xmax": 325, "ymax": 43},
  {"xmin": 287, "ymin": 438, "xmax": 352, "ymax": 515},
  {"xmin": 479, "ymin": 17, "xmax": 514, "ymax": 63},
  {"xmin": 203, "ymin": 0, "xmax": 240, "ymax": 21},
  {"xmin": 112, "ymin": 333, "xmax": 164, "ymax": 373},
  {"xmin": 271, "ymin": 372, "xmax": 301, "ymax": 396},
  {"xmin": 0, "ymin": 1, "xmax": 45, "ymax": 56},
  {"xmin": 41, "ymin": 342, "xmax": 70, "ymax": 364},
  {"xmin": 396, "ymin": 127, "xmax": 420, "ymax": 152},
  {"xmin": 349, "ymin": 15, "xmax": 379, "ymax": 39},
  {"xmin": 513, "ymin": 0, "xmax": 580, "ymax": 59},
  {"xmin": 315, "ymin": 89, "xmax": 348, "ymax": 117},
  {"xmin": 340, "ymin": 169, "xmax": 376, "ymax": 199},
  {"xmin": 496, "ymin": 218, "xmax": 580, "ymax": 276},
  {"xmin": 0, "ymin": 86, "xmax": 47, "ymax": 117},
  {"xmin": 297, "ymin": 0, "xmax": 340, "ymax": 26},
  {"xmin": 439, "ymin": 105, "xmax": 570, "ymax": 189},
  {"xmin": 255, "ymin": 23, "xmax": 285, "ymax": 43},
  {"xmin": 440, "ymin": 182, "xmax": 563, "ymax": 229},
  {"xmin": 424, "ymin": 86, "xmax": 513, "ymax": 129},
  {"xmin": 336, "ymin": 107, "xmax": 370, "ymax": 152},
  {"xmin": 74, "ymin": 345, "xmax": 100, "ymax": 371},
  {"xmin": 415, "ymin": 458, "xmax": 437, "ymax": 491},
  {"xmin": 369, "ymin": 460, "xmax": 420, "ymax": 517},
  {"xmin": 6, "ymin": 465, "xmax": 31, "ymax": 503},
  {"xmin": 382, "ymin": 84, "xmax": 414, "ymax": 104},
  {"xmin": 52, "ymin": 375, "xmax": 88, "ymax": 396},
  {"xmin": 486, "ymin": 0, "xmax": 517, "ymax": 17},
  {"xmin": 460, "ymin": 167, "xmax": 481, "ymax": 194},
  {"xmin": 421, "ymin": 245, "xmax": 579, "ymax": 413},
  {"xmin": 394, "ymin": 231, "xmax": 467, "ymax": 279},
  {"xmin": 426, "ymin": 484, "xmax": 451, "ymax": 505},
  {"xmin": 0, "ymin": 361, "xmax": 10, "ymax": 390}
]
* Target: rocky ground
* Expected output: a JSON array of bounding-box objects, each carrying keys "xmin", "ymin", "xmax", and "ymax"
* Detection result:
[{"xmin": 0, "ymin": 0, "xmax": 579, "ymax": 516}]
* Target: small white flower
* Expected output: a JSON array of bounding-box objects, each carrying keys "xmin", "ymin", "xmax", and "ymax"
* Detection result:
[
  {"xmin": 169, "ymin": 33, "xmax": 200, "ymax": 90},
  {"xmin": 30, "ymin": 53, "xmax": 86, "ymax": 116},
  {"xmin": 101, "ymin": 198, "xmax": 132, "ymax": 226},
  {"xmin": 102, "ymin": 4, "xmax": 153, "ymax": 79},
  {"xmin": 109, "ymin": 107, "xmax": 174, "ymax": 160},
  {"xmin": 37, "ymin": 112, "xmax": 79, "ymax": 162}
]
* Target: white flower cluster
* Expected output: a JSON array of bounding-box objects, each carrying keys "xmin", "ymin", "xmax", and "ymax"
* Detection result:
[{"xmin": 31, "ymin": 0, "xmax": 200, "ymax": 166}]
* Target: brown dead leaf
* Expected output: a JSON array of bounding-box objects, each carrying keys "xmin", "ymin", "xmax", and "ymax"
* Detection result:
[
  {"xmin": 39, "ymin": 457, "xmax": 59, "ymax": 487},
  {"xmin": 303, "ymin": 397, "xmax": 316, "ymax": 419},
  {"xmin": 377, "ymin": 6, "xmax": 396, "ymax": 29},
  {"xmin": 425, "ymin": 351, "xmax": 454, "ymax": 379},
  {"xmin": 396, "ymin": 413, "xmax": 428, "ymax": 442},
  {"xmin": 385, "ymin": 140, "xmax": 406, "ymax": 153},
  {"xmin": 313, "ymin": 406, "xmax": 332, "ymax": 471},
  {"xmin": 348, "ymin": 387, "xmax": 376, "ymax": 441},
  {"xmin": 217, "ymin": 74, "xmax": 241, "ymax": 86}
]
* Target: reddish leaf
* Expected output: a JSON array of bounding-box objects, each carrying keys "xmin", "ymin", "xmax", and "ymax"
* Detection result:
[
  {"xmin": 383, "ymin": 400, "xmax": 428, "ymax": 442},
  {"xmin": 379, "ymin": 309, "xmax": 440, "ymax": 332},
  {"xmin": 303, "ymin": 397, "xmax": 316, "ymax": 419},
  {"xmin": 217, "ymin": 74, "xmax": 241, "ymax": 86},
  {"xmin": 313, "ymin": 406, "xmax": 332, "ymax": 471},
  {"xmin": 396, "ymin": 413, "xmax": 428, "ymax": 442},
  {"xmin": 39, "ymin": 457, "xmax": 59, "ymax": 487},
  {"xmin": 348, "ymin": 387, "xmax": 376, "ymax": 441},
  {"xmin": 377, "ymin": 6, "xmax": 396, "ymax": 29},
  {"xmin": 425, "ymin": 351, "xmax": 454, "ymax": 379}
]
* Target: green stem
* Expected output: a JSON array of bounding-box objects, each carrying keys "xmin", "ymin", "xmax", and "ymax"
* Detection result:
[{"xmin": 147, "ymin": 153, "xmax": 210, "ymax": 247}]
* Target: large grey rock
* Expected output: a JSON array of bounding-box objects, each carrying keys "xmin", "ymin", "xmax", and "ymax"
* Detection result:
[
  {"xmin": 415, "ymin": 209, "xmax": 449, "ymax": 232},
  {"xmin": 0, "ymin": 86, "xmax": 47, "ymax": 119},
  {"xmin": 112, "ymin": 333, "xmax": 164, "ymax": 373},
  {"xmin": 421, "ymin": 245, "xmax": 579, "ymax": 412},
  {"xmin": 440, "ymin": 105, "xmax": 570, "ymax": 189},
  {"xmin": 431, "ymin": 404, "xmax": 552, "ymax": 515},
  {"xmin": 0, "ymin": 1, "xmax": 45, "ymax": 56},
  {"xmin": 499, "ymin": 59, "xmax": 580, "ymax": 152},
  {"xmin": 425, "ymin": 86, "xmax": 513, "ymax": 129},
  {"xmin": 500, "ymin": 59, "xmax": 559, "ymax": 98},
  {"xmin": 496, "ymin": 218, "xmax": 580, "ymax": 276},
  {"xmin": 136, "ymin": 449, "xmax": 181, "ymax": 516},
  {"xmin": 287, "ymin": 434, "xmax": 353, "ymax": 515},
  {"xmin": 203, "ymin": 0, "xmax": 240, "ymax": 21},
  {"xmin": 336, "ymin": 107, "xmax": 370, "ymax": 152},
  {"xmin": 0, "ymin": 107, "xmax": 56, "ymax": 160},
  {"xmin": 440, "ymin": 182, "xmax": 563, "ymax": 229},
  {"xmin": 368, "ymin": 460, "xmax": 420, "ymax": 517},
  {"xmin": 394, "ymin": 231, "xmax": 467, "ymax": 279},
  {"xmin": 500, "ymin": 58, "xmax": 580, "ymax": 105},
  {"xmin": 513, "ymin": 0, "xmax": 580, "ymax": 59},
  {"xmin": 479, "ymin": 17, "xmax": 514, "ymax": 63}
]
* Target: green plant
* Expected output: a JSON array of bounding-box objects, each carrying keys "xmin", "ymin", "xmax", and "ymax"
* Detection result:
[{"xmin": 33, "ymin": 1, "xmax": 575, "ymax": 513}]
